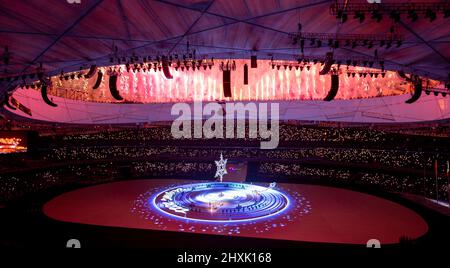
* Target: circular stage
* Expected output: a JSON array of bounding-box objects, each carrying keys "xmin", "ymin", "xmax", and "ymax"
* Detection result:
[
  {"xmin": 43, "ymin": 179, "xmax": 428, "ymax": 245},
  {"xmin": 152, "ymin": 182, "xmax": 290, "ymax": 222}
]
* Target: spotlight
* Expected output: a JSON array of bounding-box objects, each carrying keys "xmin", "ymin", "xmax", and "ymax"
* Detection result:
[
  {"xmin": 407, "ymin": 10, "xmax": 418, "ymax": 22},
  {"xmin": 354, "ymin": 11, "xmax": 365, "ymax": 23},
  {"xmin": 337, "ymin": 10, "xmax": 348, "ymax": 23},
  {"xmin": 425, "ymin": 90, "xmax": 430, "ymax": 95},
  {"xmin": 434, "ymin": 91, "xmax": 439, "ymax": 96},
  {"xmin": 371, "ymin": 10, "xmax": 382, "ymax": 23},
  {"xmin": 276, "ymin": 65, "xmax": 281, "ymax": 70},
  {"xmin": 347, "ymin": 72, "xmax": 351, "ymax": 77},
  {"xmin": 352, "ymin": 60, "xmax": 357, "ymax": 67},
  {"xmin": 352, "ymin": 41, "xmax": 357, "ymax": 49},
  {"xmin": 341, "ymin": 13, "xmax": 348, "ymax": 23},
  {"xmin": 396, "ymin": 40, "xmax": 402, "ymax": 48},
  {"xmin": 381, "ymin": 72, "xmax": 386, "ymax": 78},
  {"xmin": 425, "ymin": 9, "xmax": 437, "ymax": 22},
  {"xmin": 334, "ymin": 40, "xmax": 339, "ymax": 48},
  {"xmin": 306, "ymin": 66, "xmax": 311, "ymax": 71},
  {"xmin": 442, "ymin": 92, "xmax": 447, "ymax": 97},
  {"xmin": 310, "ymin": 39, "xmax": 316, "ymax": 46},
  {"xmin": 316, "ymin": 40, "xmax": 322, "ymax": 48},
  {"xmin": 374, "ymin": 73, "xmax": 379, "ymax": 78},
  {"xmin": 386, "ymin": 41, "xmax": 392, "ymax": 49},
  {"xmin": 390, "ymin": 10, "xmax": 401, "ymax": 23},
  {"xmin": 352, "ymin": 73, "xmax": 356, "ymax": 77},
  {"xmin": 388, "ymin": 26, "xmax": 395, "ymax": 35}
]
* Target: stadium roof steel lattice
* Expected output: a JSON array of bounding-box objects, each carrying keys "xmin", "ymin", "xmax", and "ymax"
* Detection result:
[{"xmin": 0, "ymin": 0, "xmax": 449, "ymax": 123}]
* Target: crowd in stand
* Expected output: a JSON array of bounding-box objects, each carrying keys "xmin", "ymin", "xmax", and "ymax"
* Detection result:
[
  {"xmin": 53, "ymin": 124, "xmax": 447, "ymax": 145},
  {"xmin": 132, "ymin": 161, "xmax": 213, "ymax": 176},
  {"xmin": 1, "ymin": 122, "xmax": 449, "ymax": 204},
  {"xmin": 2, "ymin": 159, "xmax": 447, "ymax": 204},
  {"xmin": 42, "ymin": 145, "xmax": 446, "ymax": 170},
  {"xmin": 258, "ymin": 163, "xmax": 449, "ymax": 201}
]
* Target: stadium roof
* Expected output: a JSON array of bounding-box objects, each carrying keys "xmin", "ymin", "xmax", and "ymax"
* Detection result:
[
  {"xmin": 0, "ymin": 0, "xmax": 449, "ymax": 124},
  {"xmin": 0, "ymin": 0, "xmax": 448, "ymax": 81}
]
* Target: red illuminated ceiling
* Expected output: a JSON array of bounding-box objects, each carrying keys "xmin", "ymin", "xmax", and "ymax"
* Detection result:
[{"xmin": 45, "ymin": 60, "xmax": 413, "ymax": 103}]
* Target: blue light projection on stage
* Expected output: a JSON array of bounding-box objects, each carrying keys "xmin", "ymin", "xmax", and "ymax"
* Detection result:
[
  {"xmin": 131, "ymin": 154, "xmax": 310, "ymax": 235},
  {"xmin": 152, "ymin": 182, "xmax": 290, "ymax": 222},
  {"xmin": 132, "ymin": 181, "xmax": 311, "ymax": 235}
]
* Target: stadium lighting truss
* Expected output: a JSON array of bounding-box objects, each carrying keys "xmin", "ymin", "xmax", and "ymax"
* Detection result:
[
  {"xmin": 290, "ymin": 32, "xmax": 404, "ymax": 49},
  {"xmin": 330, "ymin": 1, "xmax": 450, "ymax": 23}
]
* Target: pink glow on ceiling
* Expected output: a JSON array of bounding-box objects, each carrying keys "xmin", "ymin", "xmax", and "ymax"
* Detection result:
[{"xmin": 45, "ymin": 60, "xmax": 410, "ymax": 103}]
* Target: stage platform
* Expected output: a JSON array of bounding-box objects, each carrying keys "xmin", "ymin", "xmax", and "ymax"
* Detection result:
[{"xmin": 43, "ymin": 179, "xmax": 428, "ymax": 245}]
